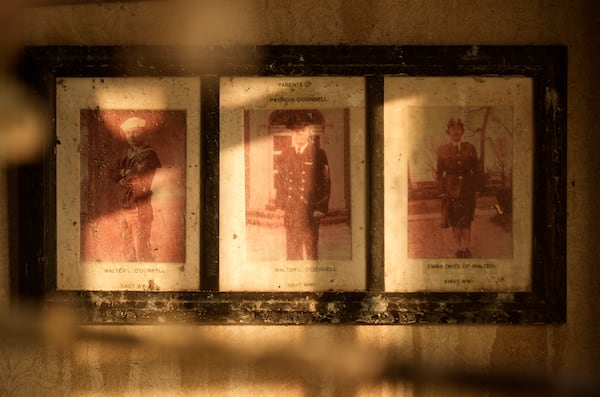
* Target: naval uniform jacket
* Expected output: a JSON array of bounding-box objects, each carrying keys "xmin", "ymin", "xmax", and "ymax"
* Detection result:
[
  {"xmin": 115, "ymin": 144, "xmax": 162, "ymax": 210},
  {"xmin": 276, "ymin": 143, "xmax": 330, "ymax": 227}
]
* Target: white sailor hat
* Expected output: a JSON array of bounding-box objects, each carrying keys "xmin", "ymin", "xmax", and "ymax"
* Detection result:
[{"xmin": 120, "ymin": 116, "xmax": 146, "ymax": 132}]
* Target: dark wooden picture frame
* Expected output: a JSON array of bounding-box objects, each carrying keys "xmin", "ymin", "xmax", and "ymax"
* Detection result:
[{"xmin": 9, "ymin": 45, "xmax": 566, "ymax": 324}]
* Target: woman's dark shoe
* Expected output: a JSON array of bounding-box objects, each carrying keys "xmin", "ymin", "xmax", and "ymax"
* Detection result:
[
  {"xmin": 455, "ymin": 250, "xmax": 464, "ymax": 258},
  {"xmin": 464, "ymin": 248, "xmax": 471, "ymax": 258}
]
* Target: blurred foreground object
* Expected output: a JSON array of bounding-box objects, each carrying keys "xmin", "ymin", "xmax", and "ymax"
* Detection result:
[
  {"xmin": 0, "ymin": 76, "xmax": 47, "ymax": 166},
  {"xmin": 1, "ymin": 303, "xmax": 599, "ymax": 397},
  {"xmin": 0, "ymin": 2, "xmax": 46, "ymax": 165}
]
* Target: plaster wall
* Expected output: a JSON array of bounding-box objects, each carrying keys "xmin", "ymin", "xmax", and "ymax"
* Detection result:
[{"xmin": 0, "ymin": 1, "xmax": 598, "ymax": 396}]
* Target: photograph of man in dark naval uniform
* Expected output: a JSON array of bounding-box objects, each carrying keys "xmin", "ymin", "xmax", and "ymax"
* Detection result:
[
  {"xmin": 275, "ymin": 114, "xmax": 331, "ymax": 260},
  {"xmin": 113, "ymin": 116, "xmax": 162, "ymax": 262}
]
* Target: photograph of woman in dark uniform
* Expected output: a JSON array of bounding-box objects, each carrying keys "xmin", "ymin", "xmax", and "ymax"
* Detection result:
[
  {"xmin": 437, "ymin": 117, "xmax": 480, "ymax": 258},
  {"xmin": 113, "ymin": 116, "xmax": 162, "ymax": 262},
  {"xmin": 275, "ymin": 117, "xmax": 331, "ymax": 260}
]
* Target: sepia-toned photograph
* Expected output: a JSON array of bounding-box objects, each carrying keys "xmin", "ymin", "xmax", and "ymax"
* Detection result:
[
  {"xmin": 220, "ymin": 76, "xmax": 366, "ymax": 292},
  {"xmin": 384, "ymin": 76, "xmax": 533, "ymax": 292},
  {"xmin": 55, "ymin": 77, "xmax": 201, "ymax": 291},
  {"xmin": 407, "ymin": 106, "xmax": 513, "ymax": 260},
  {"xmin": 80, "ymin": 109, "xmax": 187, "ymax": 265},
  {"xmin": 244, "ymin": 108, "xmax": 351, "ymax": 263}
]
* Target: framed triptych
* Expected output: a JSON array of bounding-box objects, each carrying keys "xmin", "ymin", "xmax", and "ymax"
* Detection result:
[{"xmin": 10, "ymin": 45, "xmax": 566, "ymax": 324}]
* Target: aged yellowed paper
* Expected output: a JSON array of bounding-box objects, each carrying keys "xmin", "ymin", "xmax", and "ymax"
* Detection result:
[
  {"xmin": 384, "ymin": 76, "xmax": 533, "ymax": 292},
  {"xmin": 56, "ymin": 77, "xmax": 201, "ymax": 291},
  {"xmin": 220, "ymin": 77, "xmax": 366, "ymax": 291}
]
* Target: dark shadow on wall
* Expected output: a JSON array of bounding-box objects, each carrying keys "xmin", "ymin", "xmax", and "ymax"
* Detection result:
[{"xmin": 571, "ymin": 0, "xmax": 600, "ymax": 373}]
